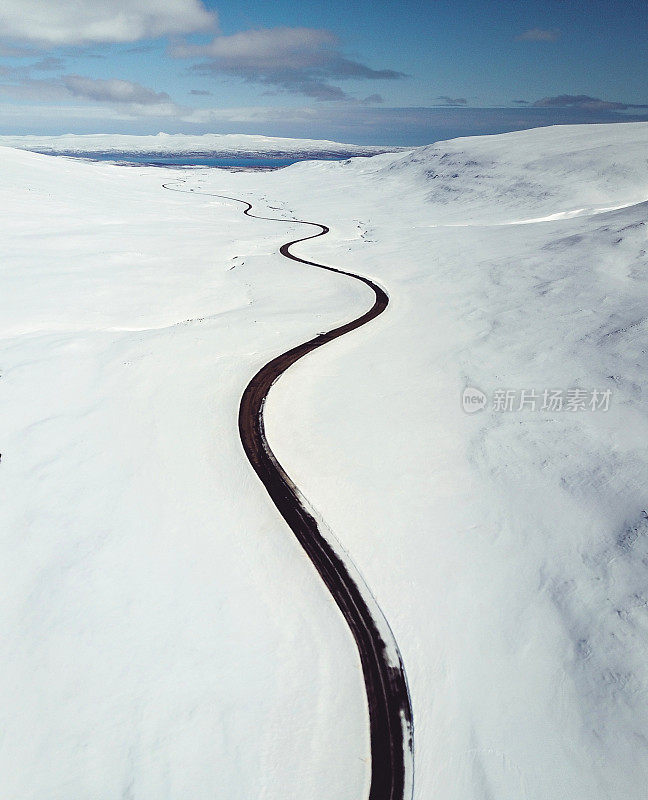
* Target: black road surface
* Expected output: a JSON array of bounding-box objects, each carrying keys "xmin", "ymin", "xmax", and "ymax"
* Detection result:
[{"xmin": 162, "ymin": 182, "xmax": 414, "ymax": 800}]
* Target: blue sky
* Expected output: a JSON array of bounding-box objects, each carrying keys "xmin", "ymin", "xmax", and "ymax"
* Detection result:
[{"xmin": 0, "ymin": 0, "xmax": 646, "ymax": 144}]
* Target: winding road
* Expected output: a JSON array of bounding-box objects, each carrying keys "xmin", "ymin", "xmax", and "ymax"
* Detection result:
[{"xmin": 162, "ymin": 181, "xmax": 414, "ymax": 800}]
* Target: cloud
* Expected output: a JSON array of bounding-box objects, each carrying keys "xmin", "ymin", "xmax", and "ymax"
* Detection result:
[
  {"xmin": 532, "ymin": 94, "xmax": 648, "ymax": 110},
  {"xmin": 189, "ymin": 89, "xmax": 212, "ymax": 96},
  {"xmin": 517, "ymin": 28, "xmax": 561, "ymax": 42},
  {"xmin": 123, "ymin": 44, "xmax": 157, "ymax": 55},
  {"xmin": 0, "ymin": 57, "xmax": 66, "ymax": 83},
  {"xmin": 0, "ymin": 77, "xmax": 73, "ymax": 102},
  {"xmin": 63, "ymin": 75, "xmax": 169, "ymax": 104},
  {"xmin": 173, "ymin": 104, "xmax": 648, "ymax": 143},
  {"xmin": 2, "ymin": 102, "xmax": 648, "ymax": 144},
  {"xmin": 0, "ymin": 71, "xmax": 184, "ymax": 117},
  {"xmin": 172, "ymin": 27, "xmax": 406, "ymax": 101},
  {"xmin": 30, "ymin": 57, "xmax": 66, "ymax": 72},
  {"xmin": 436, "ymin": 95, "xmax": 467, "ymax": 106},
  {"xmin": 0, "ymin": 43, "xmax": 36, "ymax": 57},
  {"xmin": 0, "ymin": 0, "xmax": 216, "ymax": 46}
]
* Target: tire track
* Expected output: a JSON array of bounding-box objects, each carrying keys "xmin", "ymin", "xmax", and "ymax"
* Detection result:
[{"xmin": 162, "ymin": 181, "xmax": 414, "ymax": 800}]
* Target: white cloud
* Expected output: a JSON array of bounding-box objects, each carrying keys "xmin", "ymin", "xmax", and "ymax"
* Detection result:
[
  {"xmin": 63, "ymin": 75, "xmax": 169, "ymax": 105},
  {"xmin": 63, "ymin": 75, "xmax": 183, "ymax": 116},
  {"xmin": 0, "ymin": 0, "xmax": 216, "ymax": 46},
  {"xmin": 0, "ymin": 78, "xmax": 70, "ymax": 102},
  {"xmin": 172, "ymin": 27, "xmax": 336, "ymax": 65},
  {"xmin": 0, "ymin": 73, "xmax": 185, "ymax": 117},
  {"xmin": 0, "ymin": 102, "xmax": 140, "ymax": 121},
  {"xmin": 171, "ymin": 26, "xmax": 406, "ymax": 101}
]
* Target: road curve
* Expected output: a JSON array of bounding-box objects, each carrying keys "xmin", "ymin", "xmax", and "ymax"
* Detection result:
[{"xmin": 162, "ymin": 181, "xmax": 414, "ymax": 800}]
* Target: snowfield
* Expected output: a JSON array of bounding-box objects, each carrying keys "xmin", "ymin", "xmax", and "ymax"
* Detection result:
[{"xmin": 1, "ymin": 122, "xmax": 647, "ymax": 800}]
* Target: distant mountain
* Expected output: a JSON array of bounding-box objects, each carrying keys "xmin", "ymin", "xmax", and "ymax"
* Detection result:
[{"xmin": 0, "ymin": 132, "xmax": 405, "ymax": 159}]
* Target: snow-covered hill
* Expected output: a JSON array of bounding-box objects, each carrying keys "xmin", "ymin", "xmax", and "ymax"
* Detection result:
[
  {"xmin": 1, "ymin": 122, "xmax": 647, "ymax": 800},
  {"xmin": 0, "ymin": 145, "xmax": 370, "ymax": 800},
  {"xmin": 0, "ymin": 132, "xmax": 402, "ymax": 158},
  {"xmin": 376, "ymin": 122, "xmax": 648, "ymax": 222}
]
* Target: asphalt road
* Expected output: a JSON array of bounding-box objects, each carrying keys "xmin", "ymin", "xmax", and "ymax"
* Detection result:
[{"xmin": 163, "ymin": 181, "xmax": 414, "ymax": 800}]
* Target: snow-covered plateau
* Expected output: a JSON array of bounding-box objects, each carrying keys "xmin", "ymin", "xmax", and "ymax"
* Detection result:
[
  {"xmin": 0, "ymin": 132, "xmax": 401, "ymax": 159},
  {"xmin": 1, "ymin": 122, "xmax": 647, "ymax": 800}
]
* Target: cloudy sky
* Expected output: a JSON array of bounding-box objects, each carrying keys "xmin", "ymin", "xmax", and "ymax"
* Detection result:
[{"xmin": 0, "ymin": 0, "xmax": 646, "ymax": 144}]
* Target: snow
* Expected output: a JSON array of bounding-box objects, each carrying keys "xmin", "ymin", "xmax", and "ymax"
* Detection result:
[
  {"xmin": 2, "ymin": 121, "xmax": 648, "ymax": 799},
  {"xmin": 0, "ymin": 147, "xmax": 370, "ymax": 799},
  {"xmin": 0, "ymin": 132, "xmax": 401, "ymax": 157}
]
